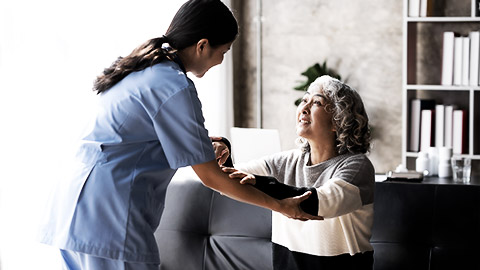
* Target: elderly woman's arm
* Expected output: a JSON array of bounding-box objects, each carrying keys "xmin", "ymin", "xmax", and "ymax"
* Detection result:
[
  {"xmin": 252, "ymin": 175, "xmax": 319, "ymax": 216},
  {"xmin": 228, "ymin": 156, "xmax": 375, "ymax": 219},
  {"xmin": 223, "ymin": 167, "xmax": 319, "ymax": 216}
]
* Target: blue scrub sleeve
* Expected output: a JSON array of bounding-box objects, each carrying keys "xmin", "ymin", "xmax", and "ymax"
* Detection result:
[{"xmin": 152, "ymin": 86, "xmax": 215, "ymax": 169}]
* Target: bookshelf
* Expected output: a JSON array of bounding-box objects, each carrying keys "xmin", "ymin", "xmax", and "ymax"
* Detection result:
[{"xmin": 402, "ymin": 0, "xmax": 480, "ymax": 170}]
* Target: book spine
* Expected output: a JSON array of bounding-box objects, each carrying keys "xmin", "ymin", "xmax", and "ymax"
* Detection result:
[
  {"xmin": 442, "ymin": 32, "xmax": 455, "ymax": 86},
  {"xmin": 409, "ymin": 0, "xmax": 421, "ymax": 17},
  {"xmin": 444, "ymin": 105, "xmax": 455, "ymax": 148},
  {"xmin": 435, "ymin": 104, "xmax": 445, "ymax": 147},
  {"xmin": 420, "ymin": 109, "xmax": 434, "ymax": 152},
  {"xmin": 420, "ymin": 0, "xmax": 427, "ymax": 17},
  {"xmin": 409, "ymin": 99, "xmax": 421, "ymax": 152},
  {"xmin": 452, "ymin": 110, "xmax": 467, "ymax": 154},
  {"xmin": 453, "ymin": 36, "xmax": 463, "ymax": 86},
  {"xmin": 462, "ymin": 36, "xmax": 470, "ymax": 85},
  {"xmin": 469, "ymin": 31, "xmax": 480, "ymax": 86}
]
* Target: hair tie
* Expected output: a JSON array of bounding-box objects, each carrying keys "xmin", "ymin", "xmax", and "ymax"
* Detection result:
[{"xmin": 161, "ymin": 36, "xmax": 177, "ymax": 55}]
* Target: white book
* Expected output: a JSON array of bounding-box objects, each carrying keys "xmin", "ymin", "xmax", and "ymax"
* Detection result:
[
  {"xmin": 435, "ymin": 104, "xmax": 445, "ymax": 147},
  {"xmin": 410, "ymin": 99, "xmax": 421, "ymax": 151},
  {"xmin": 444, "ymin": 105, "xmax": 456, "ymax": 148},
  {"xmin": 452, "ymin": 110, "xmax": 466, "ymax": 154},
  {"xmin": 409, "ymin": 0, "xmax": 421, "ymax": 17},
  {"xmin": 420, "ymin": 110, "xmax": 433, "ymax": 152},
  {"xmin": 462, "ymin": 36, "xmax": 470, "ymax": 85},
  {"xmin": 453, "ymin": 36, "xmax": 463, "ymax": 86},
  {"xmin": 410, "ymin": 99, "xmax": 435, "ymax": 152},
  {"xmin": 469, "ymin": 31, "xmax": 480, "ymax": 86},
  {"xmin": 442, "ymin": 32, "xmax": 455, "ymax": 86},
  {"xmin": 420, "ymin": 0, "xmax": 432, "ymax": 16}
]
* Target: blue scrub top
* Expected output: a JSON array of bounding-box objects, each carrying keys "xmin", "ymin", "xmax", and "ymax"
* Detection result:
[{"xmin": 38, "ymin": 60, "xmax": 215, "ymax": 263}]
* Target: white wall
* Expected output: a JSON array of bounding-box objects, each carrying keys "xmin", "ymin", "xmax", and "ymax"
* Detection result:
[
  {"xmin": 0, "ymin": 0, "xmax": 232, "ymax": 269},
  {"xmin": 235, "ymin": 0, "xmax": 404, "ymax": 173}
]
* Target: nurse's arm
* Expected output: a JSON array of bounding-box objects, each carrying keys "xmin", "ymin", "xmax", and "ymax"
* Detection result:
[{"xmin": 192, "ymin": 160, "xmax": 322, "ymax": 221}]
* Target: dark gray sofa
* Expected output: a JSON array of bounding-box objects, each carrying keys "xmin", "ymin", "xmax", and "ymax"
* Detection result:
[
  {"xmin": 155, "ymin": 177, "xmax": 480, "ymax": 270},
  {"xmin": 155, "ymin": 177, "xmax": 273, "ymax": 270}
]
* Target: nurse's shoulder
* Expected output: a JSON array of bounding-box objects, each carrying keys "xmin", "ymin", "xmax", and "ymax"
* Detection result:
[
  {"xmin": 141, "ymin": 60, "xmax": 193, "ymax": 97},
  {"xmin": 105, "ymin": 60, "xmax": 194, "ymax": 109}
]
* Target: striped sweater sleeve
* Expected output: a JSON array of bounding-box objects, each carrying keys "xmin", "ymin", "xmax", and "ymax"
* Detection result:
[{"xmin": 315, "ymin": 155, "xmax": 375, "ymax": 218}]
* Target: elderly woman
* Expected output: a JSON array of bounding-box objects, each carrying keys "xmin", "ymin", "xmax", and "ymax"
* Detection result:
[{"xmin": 223, "ymin": 75, "xmax": 375, "ymax": 270}]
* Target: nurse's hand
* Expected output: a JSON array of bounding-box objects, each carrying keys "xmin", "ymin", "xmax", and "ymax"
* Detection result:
[
  {"xmin": 278, "ymin": 192, "xmax": 324, "ymax": 221},
  {"xmin": 222, "ymin": 167, "xmax": 256, "ymax": 185},
  {"xmin": 210, "ymin": 136, "xmax": 230, "ymax": 166}
]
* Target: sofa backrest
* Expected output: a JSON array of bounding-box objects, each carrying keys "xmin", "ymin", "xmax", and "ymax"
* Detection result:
[{"xmin": 155, "ymin": 177, "xmax": 273, "ymax": 270}]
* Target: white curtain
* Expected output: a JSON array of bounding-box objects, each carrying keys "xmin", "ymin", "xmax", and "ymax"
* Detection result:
[{"xmin": 0, "ymin": 0, "xmax": 233, "ymax": 269}]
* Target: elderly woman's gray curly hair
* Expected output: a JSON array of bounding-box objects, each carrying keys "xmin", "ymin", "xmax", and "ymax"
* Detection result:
[{"xmin": 298, "ymin": 75, "xmax": 371, "ymax": 155}]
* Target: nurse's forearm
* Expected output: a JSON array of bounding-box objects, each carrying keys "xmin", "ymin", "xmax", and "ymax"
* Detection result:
[
  {"xmin": 193, "ymin": 160, "xmax": 323, "ymax": 222},
  {"xmin": 192, "ymin": 160, "xmax": 283, "ymax": 212}
]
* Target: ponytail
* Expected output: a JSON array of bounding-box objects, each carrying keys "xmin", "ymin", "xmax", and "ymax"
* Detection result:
[
  {"xmin": 93, "ymin": 0, "xmax": 238, "ymax": 94},
  {"xmin": 93, "ymin": 36, "xmax": 170, "ymax": 94}
]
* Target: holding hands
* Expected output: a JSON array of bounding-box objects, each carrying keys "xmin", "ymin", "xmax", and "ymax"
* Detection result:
[
  {"xmin": 222, "ymin": 167, "xmax": 323, "ymax": 222},
  {"xmin": 210, "ymin": 136, "xmax": 322, "ymax": 221},
  {"xmin": 278, "ymin": 192, "xmax": 323, "ymax": 221}
]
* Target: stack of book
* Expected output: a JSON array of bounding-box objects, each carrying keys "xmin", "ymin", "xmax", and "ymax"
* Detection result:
[
  {"xmin": 408, "ymin": 0, "xmax": 433, "ymax": 17},
  {"xmin": 409, "ymin": 99, "xmax": 467, "ymax": 154},
  {"xmin": 441, "ymin": 31, "xmax": 480, "ymax": 86}
]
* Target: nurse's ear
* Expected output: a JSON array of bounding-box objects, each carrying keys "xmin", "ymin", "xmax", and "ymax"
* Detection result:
[{"xmin": 196, "ymin": 39, "xmax": 209, "ymax": 55}]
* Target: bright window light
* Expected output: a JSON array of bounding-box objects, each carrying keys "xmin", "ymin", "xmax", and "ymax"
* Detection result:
[{"xmin": 0, "ymin": 1, "xmax": 232, "ymax": 269}]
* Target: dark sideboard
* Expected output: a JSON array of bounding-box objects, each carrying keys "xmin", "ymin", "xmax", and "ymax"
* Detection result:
[{"xmin": 371, "ymin": 176, "xmax": 480, "ymax": 270}]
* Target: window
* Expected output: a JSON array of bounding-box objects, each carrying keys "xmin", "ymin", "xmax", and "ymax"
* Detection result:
[{"xmin": 0, "ymin": 1, "xmax": 233, "ymax": 268}]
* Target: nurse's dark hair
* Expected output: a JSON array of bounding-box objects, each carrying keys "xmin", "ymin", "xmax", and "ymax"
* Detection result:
[{"xmin": 93, "ymin": 0, "xmax": 238, "ymax": 94}]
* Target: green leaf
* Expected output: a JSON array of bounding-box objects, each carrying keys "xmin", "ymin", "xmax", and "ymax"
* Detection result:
[
  {"xmin": 293, "ymin": 61, "xmax": 342, "ymax": 105},
  {"xmin": 294, "ymin": 98, "xmax": 302, "ymax": 106}
]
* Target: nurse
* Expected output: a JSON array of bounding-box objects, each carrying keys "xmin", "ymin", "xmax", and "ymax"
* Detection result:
[{"xmin": 38, "ymin": 0, "xmax": 321, "ymax": 269}]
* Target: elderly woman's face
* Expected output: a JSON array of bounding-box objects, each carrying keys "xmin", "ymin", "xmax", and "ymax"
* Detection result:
[{"xmin": 296, "ymin": 87, "xmax": 335, "ymax": 142}]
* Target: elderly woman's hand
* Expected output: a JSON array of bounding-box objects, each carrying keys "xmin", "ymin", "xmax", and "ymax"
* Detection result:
[
  {"xmin": 210, "ymin": 136, "xmax": 230, "ymax": 166},
  {"xmin": 222, "ymin": 167, "xmax": 256, "ymax": 185}
]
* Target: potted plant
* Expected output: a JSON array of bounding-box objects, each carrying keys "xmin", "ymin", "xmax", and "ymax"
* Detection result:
[{"xmin": 293, "ymin": 61, "xmax": 342, "ymax": 106}]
